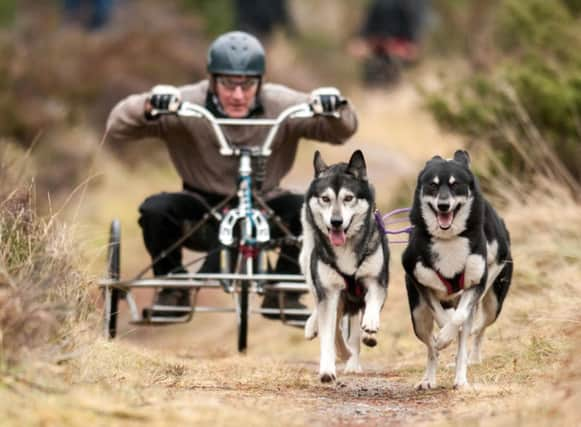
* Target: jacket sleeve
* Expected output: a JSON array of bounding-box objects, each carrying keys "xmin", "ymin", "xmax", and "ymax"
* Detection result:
[
  {"xmin": 288, "ymin": 101, "xmax": 358, "ymax": 145},
  {"xmin": 105, "ymin": 92, "xmax": 163, "ymax": 144}
]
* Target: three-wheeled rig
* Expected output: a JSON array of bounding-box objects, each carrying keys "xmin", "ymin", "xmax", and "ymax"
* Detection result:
[{"xmin": 99, "ymin": 101, "xmax": 316, "ymax": 353}]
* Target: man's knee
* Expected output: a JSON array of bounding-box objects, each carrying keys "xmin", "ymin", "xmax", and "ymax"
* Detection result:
[{"xmin": 139, "ymin": 193, "xmax": 172, "ymax": 217}]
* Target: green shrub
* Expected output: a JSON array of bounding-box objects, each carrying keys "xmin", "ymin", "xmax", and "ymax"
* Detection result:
[
  {"xmin": 0, "ymin": 0, "xmax": 16, "ymax": 27},
  {"xmin": 181, "ymin": 0, "xmax": 234, "ymax": 37},
  {"xmin": 427, "ymin": 0, "xmax": 581, "ymax": 186}
]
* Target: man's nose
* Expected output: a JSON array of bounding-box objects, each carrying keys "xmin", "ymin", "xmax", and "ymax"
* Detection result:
[{"xmin": 231, "ymin": 86, "xmax": 245, "ymax": 99}]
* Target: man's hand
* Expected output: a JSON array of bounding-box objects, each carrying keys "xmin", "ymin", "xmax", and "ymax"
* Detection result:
[
  {"xmin": 309, "ymin": 87, "xmax": 347, "ymax": 117},
  {"xmin": 145, "ymin": 85, "xmax": 182, "ymax": 120}
]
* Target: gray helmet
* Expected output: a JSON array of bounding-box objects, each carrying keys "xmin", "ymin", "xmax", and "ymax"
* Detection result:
[{"xmin": 207, "ymin": 31, "xmax": 266, "ymax": 76}]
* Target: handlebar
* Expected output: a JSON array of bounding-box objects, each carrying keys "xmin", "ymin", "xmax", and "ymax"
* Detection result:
[{"xmin": 175, "ymin": 102, "xmax": 314, "ymax": 156}]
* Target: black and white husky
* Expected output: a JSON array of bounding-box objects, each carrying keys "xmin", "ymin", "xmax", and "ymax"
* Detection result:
[
  {"xmin": 300, "ymin": 150, "xmax": 389, "ymax": 383},
  {"xmin": 402, "ymin": 150, "xmax": 512, "ymax": 389}
]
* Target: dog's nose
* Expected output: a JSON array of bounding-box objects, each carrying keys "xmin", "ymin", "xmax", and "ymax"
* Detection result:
[
  {"xmin": 330, "ymin": 218, "xmax": 343, "ymax": 229},
  {"xmin": 437, "ymin": 202, "xmax": 451, "ymax": 212}
]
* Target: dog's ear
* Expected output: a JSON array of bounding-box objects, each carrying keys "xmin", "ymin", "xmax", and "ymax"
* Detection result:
[
  {"xmin": 314, "ymin": 150, "xmax": 328, "ymax": 177},
  {"xmin": 346, "ymin": 150, "xmax": 367, "ymax": 180},
  {"xmin": 427, "ymin": 155, "xmax": 443, "ymax": 165},
  {"xmin": 453, "ymin": 150, "xmax": 471, "ymax": 167}
]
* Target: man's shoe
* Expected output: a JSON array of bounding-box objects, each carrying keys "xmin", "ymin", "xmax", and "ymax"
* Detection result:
[
  {"xmin": 150, "ymin": 288, "xmax": 191, "ymax": 317},
  {"xmin": 260, "ymin": 291, "xmax": 309, "ymax": 324}
]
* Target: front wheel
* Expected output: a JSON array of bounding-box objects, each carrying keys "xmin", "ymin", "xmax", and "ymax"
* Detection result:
[
  {"xmin": 236, "ymin": 248, "xmax": 265, "ymax": 353},
  {"xmin": 237, "ymin": 280, "xmax": 249, "ymax": 353}
]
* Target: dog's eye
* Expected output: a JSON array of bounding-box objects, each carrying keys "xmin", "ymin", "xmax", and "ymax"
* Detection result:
[
  {"xmin": 320, "ymin": 196, "xmax": 331, "ymax": 203},
  {"xmin": 429, "ymin": 182, "xmax": 439, "ymax": 190},
  {"xmin": 344, "ymin": 195, "xmax": 354, "ymax": 202}
]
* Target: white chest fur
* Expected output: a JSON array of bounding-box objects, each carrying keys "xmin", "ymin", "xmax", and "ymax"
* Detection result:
[
  {"xmin": 431, "ymin": 237, "xmax": 470, "ymax": 278},
  {"xmin": 333, "ymin": 245, "xmax": 358, "ymax": 276}
]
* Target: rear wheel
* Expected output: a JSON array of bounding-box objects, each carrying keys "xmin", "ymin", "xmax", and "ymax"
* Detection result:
[{"xmin": 103, "ymin": 219, "xmax": 122, "ymax": 339}]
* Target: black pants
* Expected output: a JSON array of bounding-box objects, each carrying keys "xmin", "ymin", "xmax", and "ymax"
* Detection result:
[{"xmin": 138, "ymin": 188, "xmax": 304, "ymax": 277}]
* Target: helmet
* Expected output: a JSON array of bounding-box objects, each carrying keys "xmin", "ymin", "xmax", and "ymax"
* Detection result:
[{"xmin": 207, "ymin": 31, "xmax": 266, "ymax": 76}]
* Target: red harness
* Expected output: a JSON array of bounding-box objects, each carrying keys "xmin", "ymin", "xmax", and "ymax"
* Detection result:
[
  {"xmin": 436, "ymin": 271, "xmax": 465, "ymax": 295},
  {"xmin": 339, "ymin": 272, "xmax": 366, "ymax": 304}
]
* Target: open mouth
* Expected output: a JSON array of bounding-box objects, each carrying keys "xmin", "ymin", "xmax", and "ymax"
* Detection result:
[
  {"xmin": 431, "ymin": 204, "xmax": 462, "ymax": 230},
  {"xmin": 329, "ymin": 228, "xmax": 346, "ymax": 246}
]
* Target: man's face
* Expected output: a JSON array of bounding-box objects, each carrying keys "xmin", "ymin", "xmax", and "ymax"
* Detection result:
[{"xmin": 215, "ymin": 75, "xmax": 260, "ymax": 118}]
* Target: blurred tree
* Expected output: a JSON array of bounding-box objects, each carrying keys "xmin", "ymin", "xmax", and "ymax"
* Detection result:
[
  {"xmin": 0, "ymin": 0, "xmax": 16, "ymax": 27},
  {"xmin": 427, "ymin": 0, "xmax": 581, "ymax": 188},
  {"xmin": 182, "ymin": 0, "xmax": 234, "ymax": 37}
]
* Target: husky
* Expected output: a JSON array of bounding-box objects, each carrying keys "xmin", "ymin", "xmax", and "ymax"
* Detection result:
[
  {"xmin": 402, "ymin": 150, "xmax": 512, "ymax": 389},
  {"xmin": 300, "ymin": 150, "xmax": 389, "ymax": 383}
]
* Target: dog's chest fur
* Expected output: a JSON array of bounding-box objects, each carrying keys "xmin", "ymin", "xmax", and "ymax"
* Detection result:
[
  {"xmin": 333, "ymin": 245, "xmax": 359, "ymax": 276},
  {"xmin": 430, "ymin": 237, "xmax": 470, "ymax": 277}
]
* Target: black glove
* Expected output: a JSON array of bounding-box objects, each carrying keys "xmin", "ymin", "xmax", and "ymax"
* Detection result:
[
  {"xmin": 309, "ymin": 87, "xmax": 347, "ymax": 116},
  {"xmin": 145, "ymin": 85, "xmax": 182, "ymax": 120}
]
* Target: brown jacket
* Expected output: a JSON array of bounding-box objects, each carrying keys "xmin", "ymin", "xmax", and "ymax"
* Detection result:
[{"xmin": 106, "ymin": 80, "xmax": 358, "ymax": 195}]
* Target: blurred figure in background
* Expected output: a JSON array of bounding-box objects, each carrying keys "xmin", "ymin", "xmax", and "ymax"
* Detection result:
[
  {"xmin": 234, "ymin": 0, "xmax": 295, "ymax": 40},
  {"xmin": 63, "ymin": 0, "xmax": 113, "ymax": 31},
  {"xmin": 350, "ymin": 0, "xmax": 429, "ymax": 86}
]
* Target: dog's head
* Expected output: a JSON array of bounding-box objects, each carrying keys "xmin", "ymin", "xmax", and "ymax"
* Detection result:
[
  {"xmin": 412, "ymin": 150, "xmax": 478, "ymax": 239},
  {"xmin": 306, "ymin": 150, "xmax": 374, "ymax": 247}
]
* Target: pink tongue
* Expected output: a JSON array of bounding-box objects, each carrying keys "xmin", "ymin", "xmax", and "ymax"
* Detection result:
[
  {"xmin": 329, "ymin": 229, "xmax": 346, "ymax": 246},
  {"xmin": 437, "ymin": 212, "xmax": 453, "ymax": 228}
]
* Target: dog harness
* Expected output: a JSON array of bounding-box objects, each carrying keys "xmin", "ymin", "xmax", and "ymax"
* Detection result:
[
  {"xmin": 436, "ymin": 271, "xmax": 465, "ymax": 295},
  {"xmin": 339, "ymin": 272, "xmax": 366, "ymax": 305}
]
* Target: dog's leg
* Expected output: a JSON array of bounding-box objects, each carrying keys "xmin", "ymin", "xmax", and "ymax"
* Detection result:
[
  {"xmin": 435, "ymin": 286, "xmax": 481, "ymax": 351},
  {"xmin": 335, "ymin": 304, "xmax": 351, "ymax": 362},
  {"xmin": 469, "ymin": 286, "xmax": 499, "ymax": 364},
  {"xmin": 344, "ymin": 312, "xmax": 362, "ymax": 373},
  {"xmin": 414, "ymin": 304, "xmax": 438, "ymax": 390},
  {"xmin": 425, "ymin": 291, "xmax": 453, "ymax": 328},
  {"xmin": 405, "ymin": 275, "xmax": 438, "ymax": 389},
  {"xmin": 305, "ymin": 307, "xmax": 318, "ymax": 340},
  {"xmin": 454, "ymin": 304, "xmax": 476, "ymax": 389},
  {"xmin": 361, "ymin": 280, "xmax": 386, "ymax": 347},
  {"xmin": 436, "ymin": 254, "xmax": 485, "ymax": 351},
  {"xmin": 470, "ymin": 261, "xmax": 510, "ymax": 364},
  {"xmin": 318, "ymin": 289, "xmax": 341, "ymax": 383}
]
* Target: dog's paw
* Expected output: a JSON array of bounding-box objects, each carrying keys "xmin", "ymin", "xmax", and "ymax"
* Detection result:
[
  {"xmin": 453, "ymin": 379, "xmax": 471, "ymax": 390},
  {"xmin": 304, "ymin": 313, "xmax": 318, "ymax": 340},
  {"xmin": 415, "ymin": 378, "xmax": 437, "ymax": 390},
  {"xmin": 468, "ymin": 351, "xmax": 482, "ymax": 365},
  {"xmin": 320, "ymin": 372, "xmax": 336, "ymax": 383},
  {"xmin": 435, "ymin": 323, "xmax": 457, "ymax": 350},
  {"xmin": 361, "ymin": 314, "xmax": 380, "ymax": 335},
  {"xmin": 344, "ymin": 357, "xmax": 362, "ymax": 374},
  {"xmin": 362, "ymin": 331, "xmax": 377, "ymax": 347}
]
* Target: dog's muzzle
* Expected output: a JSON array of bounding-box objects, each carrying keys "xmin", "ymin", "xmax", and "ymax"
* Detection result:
[{"xmin": 329, "ymin": 218, "xmax": 346, "ymax": 246}]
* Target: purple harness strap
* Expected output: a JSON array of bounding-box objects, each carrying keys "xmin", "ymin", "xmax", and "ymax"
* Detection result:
[{"xmin": 374, "ymin": 208, "xmax": 413, "ymax": 243}]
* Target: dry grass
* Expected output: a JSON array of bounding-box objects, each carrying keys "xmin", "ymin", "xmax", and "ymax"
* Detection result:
[{"xmin": 0, "ymin": 149, "xmax": 96, "ymax": 365}]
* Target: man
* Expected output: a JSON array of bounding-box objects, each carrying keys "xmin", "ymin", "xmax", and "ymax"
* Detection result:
[{"xmin": 106, "ymin": 31, "xmax": 357, "ymax": 322}]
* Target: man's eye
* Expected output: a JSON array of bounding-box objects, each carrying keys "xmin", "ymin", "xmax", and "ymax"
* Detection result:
[
  {"xmin": 321, "ymin": 196, "xmax": 330, "ymax": 203},
  {"xmin": 344, "ymin": 195, "xmax": 354, "ymax": 202}
]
